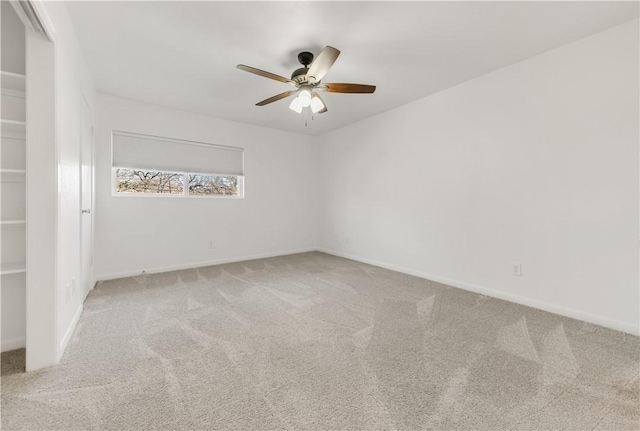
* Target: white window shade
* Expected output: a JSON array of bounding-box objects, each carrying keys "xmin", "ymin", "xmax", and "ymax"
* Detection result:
[{"xmin": 112, "ymin": 131, "xmax": 244, "ymax": 176}]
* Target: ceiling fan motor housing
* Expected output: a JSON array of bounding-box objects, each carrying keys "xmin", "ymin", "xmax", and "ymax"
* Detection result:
[
  {"xmin": 291, "ymin": 67, "xmax": 309, "ymax": 84},
  {"xmin": 291, "ymin": 51, "xmax": 315, "ymax": 84},
  {"xmin": 297, "ymin": 51, "xmax": 314, "ymax": 66}
]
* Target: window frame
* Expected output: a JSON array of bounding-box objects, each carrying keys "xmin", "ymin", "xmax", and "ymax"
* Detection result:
[
  {"xmin": 111, "ymin": 168, "xmax": 245, "ymax": 199},
  {"xmin": 110, "ymin": 130, "xmax": 245, "ymax": 199}
]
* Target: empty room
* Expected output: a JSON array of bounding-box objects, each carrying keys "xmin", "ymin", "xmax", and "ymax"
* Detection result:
[{"xmin": 1, "ymin": 1, "xmax": 638, "ymax": 430}]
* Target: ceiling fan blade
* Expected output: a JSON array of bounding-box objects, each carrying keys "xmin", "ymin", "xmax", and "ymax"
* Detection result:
[
  {"xmin": 323, "ymin": 83, "xmax": 376, "ymax": 93},
  {"xmin": 306, "ymin": 46, "xmax": 340, "ymax": 83},
  {"xmin": 256, "ymin": 90, "xmax": 297, "ymax": 106},
  {"xmin": 237, "ymin": 64, "xmax": 293, "ymax": 84}
]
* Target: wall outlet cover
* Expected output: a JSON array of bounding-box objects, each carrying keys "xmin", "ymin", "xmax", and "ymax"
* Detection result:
[{"xmin": 511, "ymin": 262, "xmax": 523, "ymax": 276}]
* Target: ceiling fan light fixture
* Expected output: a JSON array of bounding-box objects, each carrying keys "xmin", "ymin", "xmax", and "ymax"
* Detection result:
[
  {"xmin": 289, "ymin": 96, "xmax": 303, "ymax": 113},
  {"xmin": 238, "ymin": 46, "xmax": 376, "ymax": 118},
  {"xmin": 298, "ymin": 86, "xmax": 312, "ymax": 107},
  {"xmin": 310, "ymin": 93, "xmax": 325, "ymax": 113}
]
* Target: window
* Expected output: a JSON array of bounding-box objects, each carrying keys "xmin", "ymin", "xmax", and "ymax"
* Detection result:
[
  {"xmin": 116, "ymin": 169, "xmax": 185, "ymax": 194},
  {"xmin": 112, "ymin": 131, "xmax": 244, "ymax": 198},
  {"xmin": 188, "ymin": 174, "xmax": 239, "ymax": 196}
]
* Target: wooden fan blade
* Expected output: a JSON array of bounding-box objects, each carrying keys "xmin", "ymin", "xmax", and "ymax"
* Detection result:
[
  {"xmin": 256, "ymin": 90, "xmax": 297, "ymax": 106},
  {"xmin": 237, "ymin": 64, "xmax": 294, "ymax": 84},
  {"xmin": 323, "ymin": 83, "xmax": 376, "ymax": 93},
  {"xmin": 306, "ymin": 46, "xmax": 340, "ymax": 83}
]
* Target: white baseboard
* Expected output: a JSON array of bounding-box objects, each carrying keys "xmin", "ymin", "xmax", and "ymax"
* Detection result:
[
  {"xmin": 317, "ymin": 248, "xmax": 640, "ymax": 337},
  {"xmin": 91, "ymin": 245, "xmax": 638, "ymax": 336},
  {"xmin": 58, "ymin": 304, "xmax": 83, "ymax": 361},
  {"xmin": 95, "ymin": 247, "xmax": 317, "ymax": 281},
  {"xmin": 1, "ymin": 336, "xmax": 26, "ymax": 353}
]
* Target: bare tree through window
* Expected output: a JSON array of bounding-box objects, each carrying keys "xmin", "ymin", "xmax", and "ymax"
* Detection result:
[
  {"xmin": 188, "ymin": 174, "xmax": 238, "ymax": 196},
  {"xmin": 115, "ymin": 169, "xmax": 240, "ymax": 197},
  {"xmin": 116, "ymin": 169, "xmax": 184, "ymax": 194}
]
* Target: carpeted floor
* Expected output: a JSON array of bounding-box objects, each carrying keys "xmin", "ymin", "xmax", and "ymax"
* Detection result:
[
  {"xmin": 1, "ymin": 252, "xmax": 638, "ymax": 430},
  {"xmin": 1, "ymin": 349, "xmax": 24, "ymax": 377}
]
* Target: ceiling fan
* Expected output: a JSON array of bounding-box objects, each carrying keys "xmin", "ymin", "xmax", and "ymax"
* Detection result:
[{"xmin": 237, "ymin": 46, "xmax": 376, "ymax": 115}]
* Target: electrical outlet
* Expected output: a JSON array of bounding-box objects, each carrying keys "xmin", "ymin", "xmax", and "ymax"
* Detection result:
[
  {"xmin": 208, "ymin": 240, "xmax": 215, "ymax": 249},
  {"xmin": 511, "ymin": 263, "xmax": 523, "ymax": 277}
]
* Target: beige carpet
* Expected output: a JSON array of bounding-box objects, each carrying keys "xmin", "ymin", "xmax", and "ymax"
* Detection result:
[{"xmin": 1, "ymin": 252, "xmax": 638, "ymax": 430}]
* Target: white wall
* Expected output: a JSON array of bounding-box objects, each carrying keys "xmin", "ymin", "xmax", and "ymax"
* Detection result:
[
  {"xmin": 94, "ymin": 95, "xmax": 317, "ymax": 279},
  {"xmin": 317, "ymin": 20, "xmax": 639, "ymax": 335},
  {"xmin": 24, "ymin": 15, "xmax": 57, "ymax": 369},
  {"xmin": 32, "ymin": 1, "xmax": 96, "ymax": 364}
]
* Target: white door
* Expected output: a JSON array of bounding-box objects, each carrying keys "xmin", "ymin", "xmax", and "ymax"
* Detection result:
[{"xmin": 80, "ymin": 98, "xmax": 93, "ymax": 295}]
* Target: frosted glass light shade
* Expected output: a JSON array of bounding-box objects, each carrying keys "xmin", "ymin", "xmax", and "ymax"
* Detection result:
[
  {"xmin": 289, "ymin": 97, "xmax": 303, "ymax": 113},
  {"xmin": 298, "ymin": 89, "xmax": 312, "ymax": 107},
  {"xmin": 310, "ymin": 94, "xmax": 325, "ymax": 113}
]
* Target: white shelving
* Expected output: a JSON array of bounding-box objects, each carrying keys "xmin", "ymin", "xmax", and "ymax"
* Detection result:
[
  {"xmin": 1, "ymin": 68, "xmax": 27, "ymax": 353},
  {"xmin": 1, "ymin": 262, "xmax": 26, "ymax": 275},
  {"xmin": 0, "ymin": 168, "xmax": 26, "ymax": 182},
  {"xmin": 1, "ymin": 119, "xmax": 26, "ymax": 138},
  {"xmin": 0, "ymin": 71, "xmax": 25, "ymax": 93},
  {"xmin": 1, "ymin": 219, "xmax": 25, "ymax": 225},
  {"xmin": 1, "ymin": 3, "xmax": 27, "ymax": 355}
]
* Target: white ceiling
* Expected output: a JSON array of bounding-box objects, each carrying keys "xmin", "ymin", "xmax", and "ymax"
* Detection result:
[{"xmin": 66, "ymin": 1, "xmax": 638, "ymax": 136}]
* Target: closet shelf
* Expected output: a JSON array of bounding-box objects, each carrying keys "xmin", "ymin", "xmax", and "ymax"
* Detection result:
[
  {"xmin": 0, "ymin": 71, "xmax": 26, "ymax": 92},
  {"xmin": 1, "ymin": 87, "xmax": 25, "ymax": 99},
  {"xmin": 0, "ymin": 169, "xmax": 26, "ymax": 182},
  {"xmin": 1, "ymin": 261, "xmax": 26, "ymax": 275},
  {"xmin": 1, "ymin": 119, "xmax": 26, "ymax": 138},
  {"xmin": 0, "ymin": 220, "xmax": 26, "ymax": 225}
]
